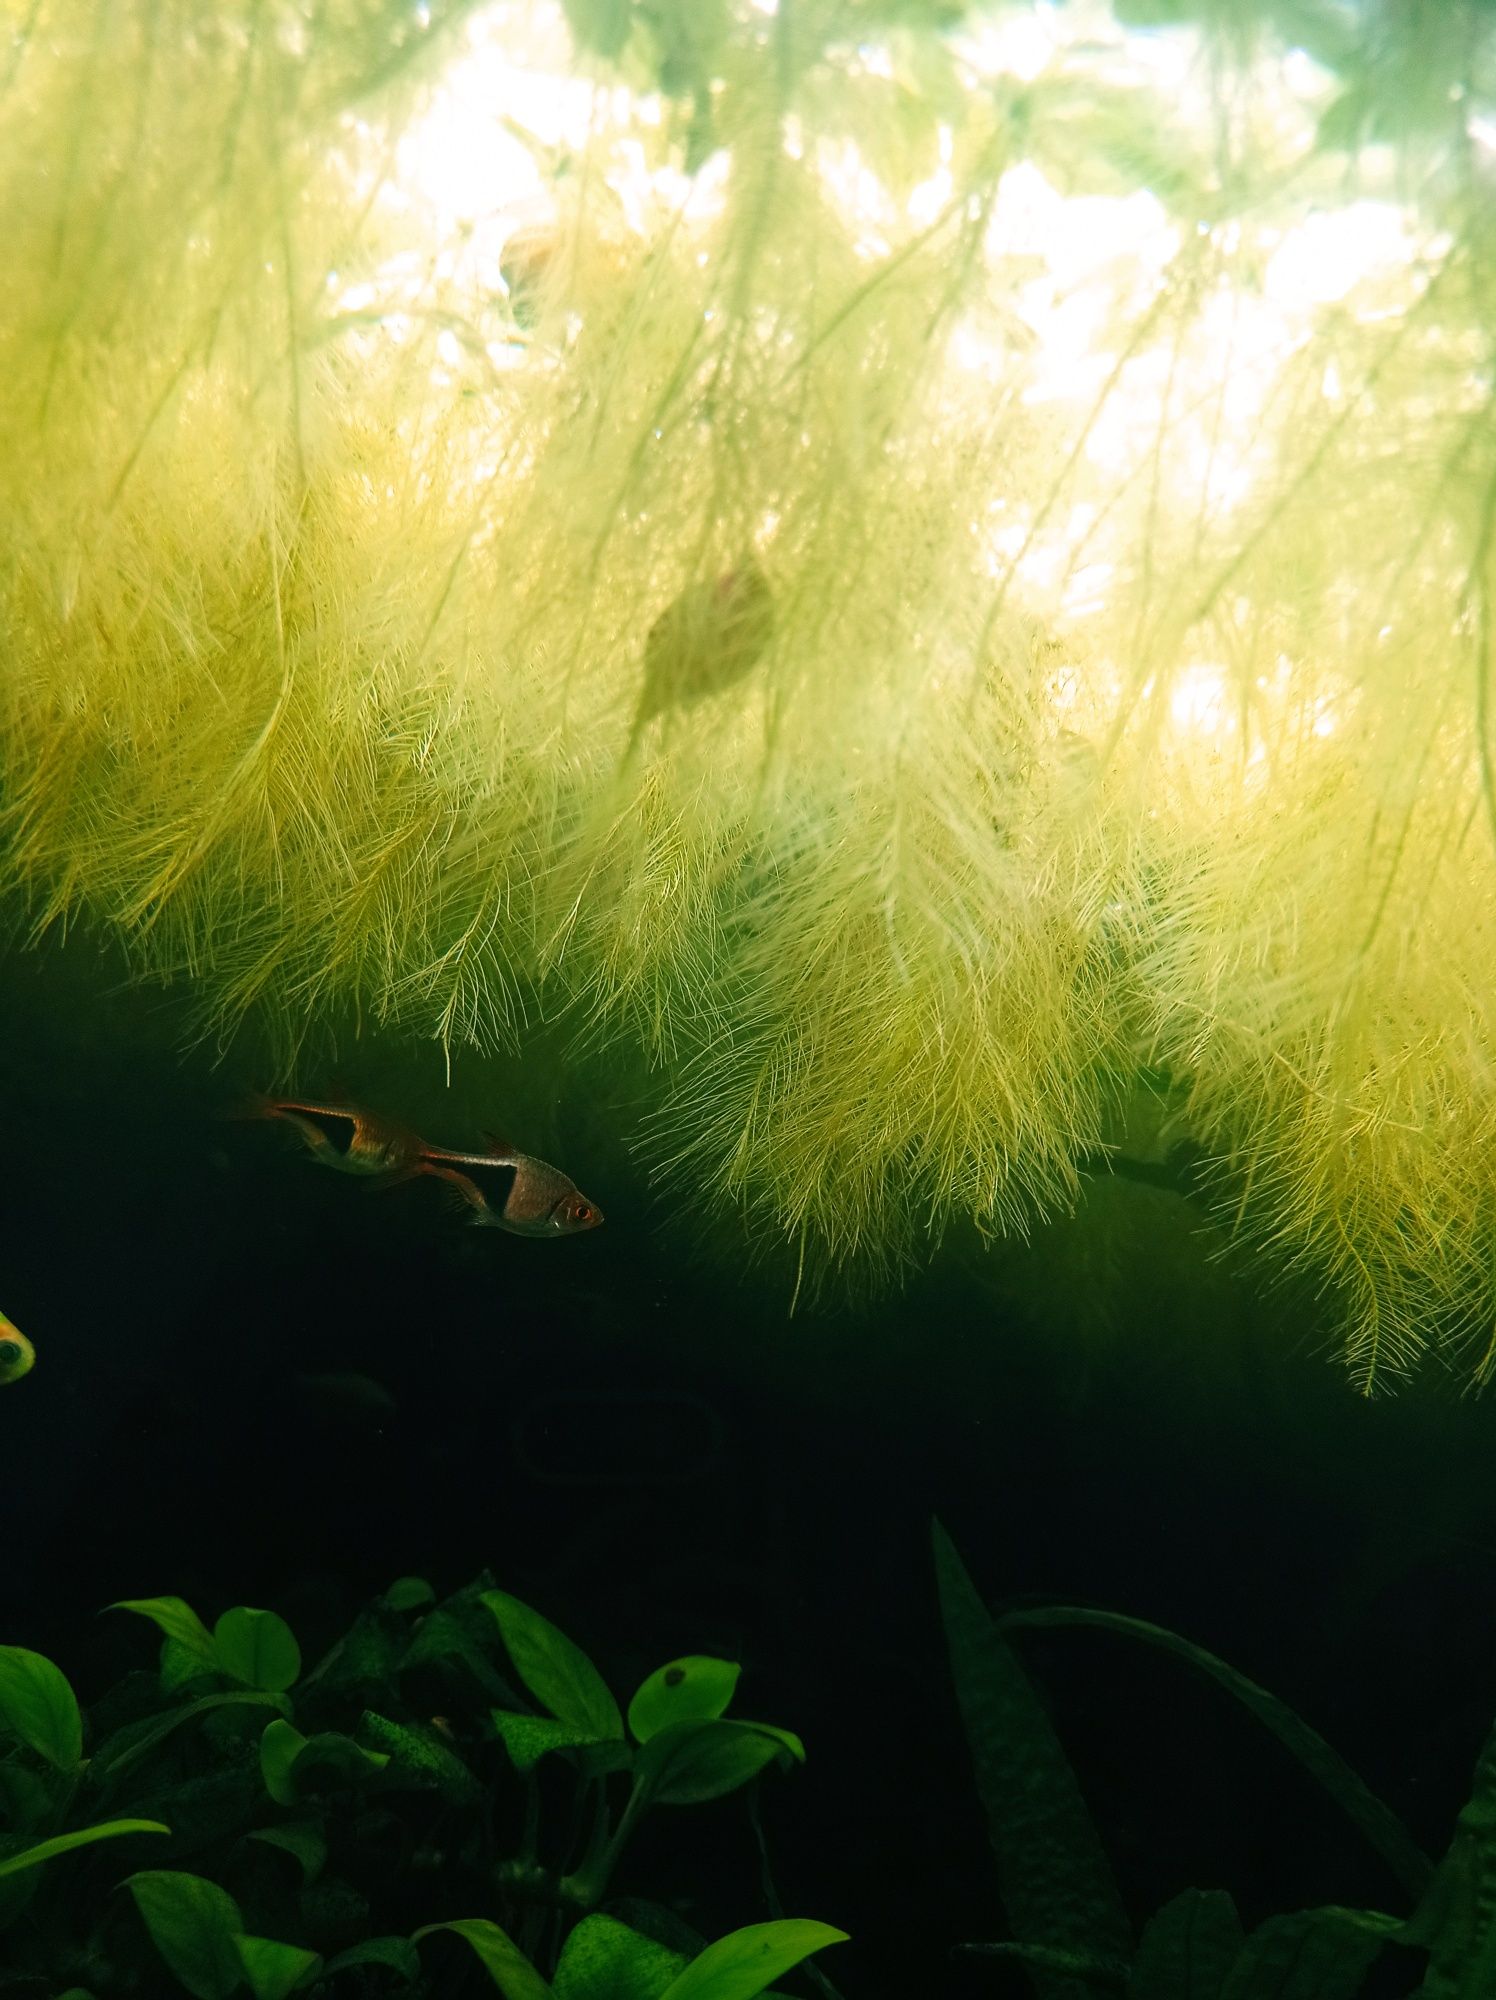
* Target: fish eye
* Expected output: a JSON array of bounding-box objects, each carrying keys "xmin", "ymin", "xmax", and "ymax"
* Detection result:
[{"xmin": 0, "ymin": 1341, "xmax": 17, "ymax": 1364}]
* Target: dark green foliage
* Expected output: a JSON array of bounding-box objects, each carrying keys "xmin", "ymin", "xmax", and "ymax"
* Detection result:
[
  {"xmin": 996, "ymin": 1605, "xmax": 1433, "ymax": 1904},
  {"xmin": 0, "ymin": 1579, "xmax": 835, "ymax": 2000},
  {"xmin": 935, "ymin": 1517, "xmax": 1496, "ymax": 1999}
]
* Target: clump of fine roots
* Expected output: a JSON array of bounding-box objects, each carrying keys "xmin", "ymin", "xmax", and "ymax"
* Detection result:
[{"xmin": 4, "ymin": 0, "xmax": 1496, "ymax": 1383}]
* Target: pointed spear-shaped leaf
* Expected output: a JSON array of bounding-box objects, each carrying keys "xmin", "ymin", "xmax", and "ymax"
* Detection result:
[
  {"xmin": 479, "ymin": 1593, "xmax": 622, "ymax": 1739},
  {"xmin": 933, "ymin": 1520, "xmax": 1131, "ymax": 2000}
]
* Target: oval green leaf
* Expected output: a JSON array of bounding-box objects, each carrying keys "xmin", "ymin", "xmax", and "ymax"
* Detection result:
[
  {"xmin": 0, "ymin": 1819, "xmax": 169, "ymax": 1880},
  {"xmin": 292, "ymin": 1731, "xmax": 390, "ymax": 1794},
  {"xmin": 0, "ymin": 1647, "xmax": 82, "ymax": 1769},
  {"xmin": 246, "ymin": 1822, "xmax": 327, "ymax": 1884},
  {"xmin": 634, "ymin": 1719, "xmax": 803, "ymax": 1807},
  {"xmin": 657, "ymin": 1920, "xmax": 849, "ymax": 2000},
  {"xmin": 479, "ymin": 1593, "xmax": 622, "ymax": 1738},
  {"xmin": 233, "ymin": 1931, "xmax": 323, "ymax": 2000},
  {"xmin": 552, "ymin": 1912, "xmax": 687, "ymax": 2000},
  {"xmin": 628, "ymin": 1658, "xmax": 740, "ymax": 1744},
  {"xmin": 260, "ymin": 1718, "xmax": 309, "ymax": 1806},
  {"xmin": 383, "ymin": 1577, "xmax": 435, "ymax": 1612},
  {"xmin": 214, "ymin": 1608, "xmax": 301, "ymax": 1692},
  {"xmin": 127, "ymin": 1869, "xmax": 244, "ymax": 2000},
  {"xmin": 415, "ymin": 1918, "xmax": 556, "ymax": 1999}
]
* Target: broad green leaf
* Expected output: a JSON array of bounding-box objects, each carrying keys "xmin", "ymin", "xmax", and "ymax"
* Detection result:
[
  {"xmin": 0, "ymin": 1818, "xmax": 168, "ymax": 1879},
  {"xmin": 246, "ymin": 1822, "xmax": 327, "ymax": 1883},
  {"xmin": 554, "ymin": 1913, "xmax": 686, "ymax": 2000},
  {"xmin": 634, "ymin": 1719, "xmax": 803, "ymax": 1807},
  {"xmin": 161, "ymin": 1638, "xmax": 222, "ymax": 1693},
  {"xmin": 658, "ymin": 1921, "xmax": 849, "ymax": 2000},
  {"xmin": 491, "ymin": 1709, "xmax": 630, "ymax": 1775},
  {"xmin": 0, "ymin": 1648, "xmax": 82, "ymax": 1768},
  {"xmin": 261, "ymin": 1720, "xmax": 388, "ymax": 1803},
  {"xmin": 998, "ymin": 1604, "xmax": 1432, "ymax": 1901},
  {"xmin": 322, "ymin": 1935, "xmax": 422, "ymax": 1981},
  {"xmin": 416, "ymin": 1918, "xmax": 555, "ymax": 1999},
  {"xmin": 480, "ymin": 1593, "xmax": 622, "ymax": 1738},
  {"xmin": 233, "ymin": 1932, "xmax": 323, "ymax": 2000},
  {"xmin": 127, "ymin": 1869, "xmax": 244, "ymax": 2000},
  {"xmin": 214, "ymin": 1609, "xmax": 301, "ymax": 1693},
  {"xmin": 383, "ymin": 1577, "xmax": 435, "ymax": 1612},
  {"xmin": 933, "ymin": 1521, "xmax": 1131, "ymax": 1997},
  {"xmin": 358, "ymin": 1710, "xmax": 480, "ymax": 1804},
  {"xmin": 1129, "ymin": 1891, "xmax": 1243, "ymax": 1997},
  {"xmin": 260, "ymin": 1719, "xmax": 309, "ymax": 1807},
  {"xmin": 109, "ymin": 1597, "xmax": 217, "ymax": 1662},
  {"xmin": 301, "ymin": 1603, "xmax": 405, "ymax": 1699},
  {"xmin": 1220, "ymin": 1906, "xmax": 1398, "ymax": 1999},
  {"xmin": 401, "ymin": 1606, "xmax": 513, "ymax": 1703},
  {"xmin": 628, "ymin": 1658, "xmax": 740, "ymax": 1744},
  {"xmin": 293, "ymin": 1731, "xmax": 390, "ymax": 1793},
  {"xmin": 95, "ymin": 1690, "xmax": 292, "ymax": 1779}
]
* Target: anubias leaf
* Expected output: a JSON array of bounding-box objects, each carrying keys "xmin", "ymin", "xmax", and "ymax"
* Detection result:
[
  {"xmin": 109, "ymin": 1597, "xmax": 217, "ymax": 1663},
  {"xmin": 127, "ymin": 1869, "xmax": 244, "ymax": 2000},
  {"xmin": 416, "ymin": 1917, "xmax": 555, "ymax": 1999},
  {"xmin": 214, "ymin": 1608, "xmax": 301, "ymax": 1693},
  {"xmin": 234, "ymin": 1931, "xmax": 323, "ymax": 2000},
  {"xmin": 554, "ymin": 1912, "xmax": 686, "ymax": 2000},
  {"xmin": 657, "ymin": 1920, "xmax": 848, "ymax": 2000},
  {"xmin": 628, "ymin": 1657, "xmax": 740, "ymax": 1744},
  {"xmin": 358, "ymin": 1710, "xmax": 481, "ymax": 1804},
  {"xmin": 633, "ymin": 1718, "xmax": 803, "ymax": 1807},
  {"xmin": 0, "ymin": 1819, "xmax": 169, "ymax": 1880},
  {"xmin": 1220, "ymin": 1906, "xmax": 1399, "ymax": 1999},
  {"xmin": 480, "ymin": 1593, "xmax": 623, "ymax": 1739},
  {"xmin": 492, "ymin": 1709, "xmax": 630, "ymax": 1775},
  {"xmin": 1129, "ymin": 1890, "xmax": 1243, "ymax": 1996},
  {"xmin": 0, "ymin": 1648, "xmax": 82, "ymax": 1769}
]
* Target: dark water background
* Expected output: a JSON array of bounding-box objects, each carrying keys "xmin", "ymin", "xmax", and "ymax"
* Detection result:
[{"xmin": 4, "ymin": 928, "xmax": 1496, "ymax": 1996}]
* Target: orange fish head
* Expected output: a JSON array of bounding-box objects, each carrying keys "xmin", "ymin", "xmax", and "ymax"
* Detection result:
[{"xmin": 550, "ymin": 1191, "xmax": 604, "ymax": 1234}]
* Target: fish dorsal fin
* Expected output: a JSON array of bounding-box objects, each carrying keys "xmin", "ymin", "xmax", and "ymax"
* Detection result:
[{"xmin": 482, "ymin": 1131, "xmax": 515, "ymax": 1159}]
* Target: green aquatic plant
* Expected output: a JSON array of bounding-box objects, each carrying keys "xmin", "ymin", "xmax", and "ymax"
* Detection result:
[
  {"xmin": 933, "ymin": 1518, "xmax": 1496, "ymax": 1997},
  {"xmin": 0, "ymin": 1577, "xmax": 837, "ymax": 1999},
  {"xmin": 5, "ymin": 0, "xmax": 1496, "ymax": 1376}
]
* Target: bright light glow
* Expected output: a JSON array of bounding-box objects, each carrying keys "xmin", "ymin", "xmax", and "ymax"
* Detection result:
[
  {"xmin": 351, "ymin": 0, "xmax": 1446, "ymax": 768},
  {"xmin": 1170, "ymin": 665, "xmax": 1234, "ymax": 738}
]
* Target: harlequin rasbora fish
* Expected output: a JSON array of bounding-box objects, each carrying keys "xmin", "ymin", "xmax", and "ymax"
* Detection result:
[{"xmin": 243, "ymin": 1098, "xmax": 603, "ymax": 1238}]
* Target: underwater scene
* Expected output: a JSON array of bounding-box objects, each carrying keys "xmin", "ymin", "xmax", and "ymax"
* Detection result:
[{"xmin": 5, "ymin": 0, "xmax": 1496, "ymax": 1994}]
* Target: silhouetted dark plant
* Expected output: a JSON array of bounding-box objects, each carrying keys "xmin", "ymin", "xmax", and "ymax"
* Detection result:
[{"xmin": 934, "ymin": 1518, "xmax": 1496, "ymax": 1998}]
